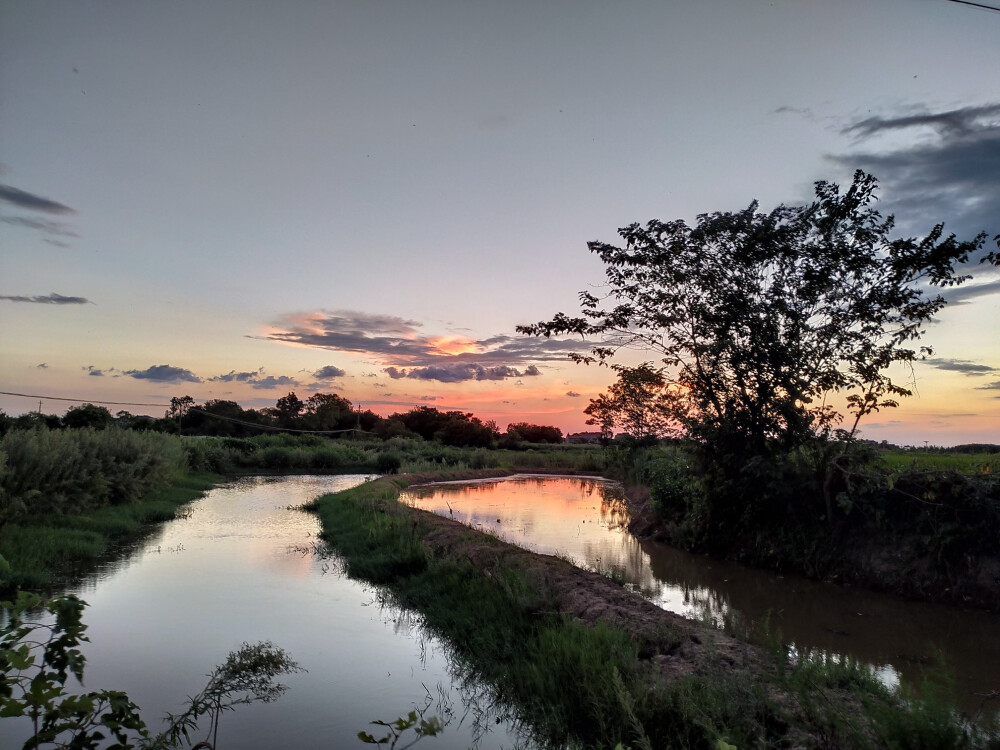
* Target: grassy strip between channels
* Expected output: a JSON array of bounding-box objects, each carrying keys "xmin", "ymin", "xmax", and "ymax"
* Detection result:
[
  {"xmin": 308, "ymin": 476, "xmax": 999, "ymax": 750},
  {"xmin": 0, "ymin": 472, "xmax": 219, "ymax": 594}
]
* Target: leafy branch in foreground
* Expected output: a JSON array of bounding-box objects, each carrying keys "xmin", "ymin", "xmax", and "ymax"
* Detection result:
[
  {"xmin": 149, "ymin": 641, "xmax": 303, "ymax": 750},
  {"xmin": 1, "ymin": 593, "xmax": 301, "ymax": 750}
]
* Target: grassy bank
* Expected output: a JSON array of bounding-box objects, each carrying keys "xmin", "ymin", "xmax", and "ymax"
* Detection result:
[
  {"xmin": 0, "ymin": 471, "xmax": 218, "ymax": 593},
  {"xmin": 309, "ymin": 476, "xmax": 997, "ymax": 748},
  {"xmin": 0, "ymin": 427, "xmax": 226, "ymax": 594},
  {"xmin": 626, "ymin": 442, "xmax": 1000, "ymax": 611}
]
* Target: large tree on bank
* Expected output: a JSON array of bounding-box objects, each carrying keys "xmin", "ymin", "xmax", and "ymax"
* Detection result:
[{"xmin": 520, "ymin": 171, "xmax": 996, "ymax": 453}]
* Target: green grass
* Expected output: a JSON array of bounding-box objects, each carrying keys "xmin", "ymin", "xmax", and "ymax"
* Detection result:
[
  {"xmin": 0, "ymin": 472, "xmax": 218, "ymax": 594},
  {"xmin": 879, "ymin": 450, "xmax": 1000, "ymax": 475},
  {"xmin": 309, "ymin": 477, "xmax": 999, "ymax": 748}
]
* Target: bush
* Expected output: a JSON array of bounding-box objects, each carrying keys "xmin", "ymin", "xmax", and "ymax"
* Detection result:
[
  {"xmin": 311, "ymin": 449, "xmax": 342, "ymax": 470},
  {"xmin": 375, "ymin": 453, "xmax": 402, "ymax": 474},
  {"xmin": 183, "ymin": 439, "xmax": 236, "ymax": 474},
  {"xmin": 0, "ymin": 428, "xmax": 186, "ymax": 524},
  {"xmin": 260, "ymin": 446, "xmax": 294, "ymax": 470}
]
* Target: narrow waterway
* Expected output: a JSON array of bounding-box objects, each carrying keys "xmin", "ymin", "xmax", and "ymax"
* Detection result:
[
  {"xmin": 2, "ymin": 476, "xmax": 522, "ymax": 750},
  {"xmin": 403, "ymin": 474, "xmax": 1000, "ymax": 721}
]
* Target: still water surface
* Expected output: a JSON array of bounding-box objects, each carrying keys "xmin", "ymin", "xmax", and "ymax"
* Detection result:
[
  {"xmin": 2, "ymin": 476, "xmax": 522, "ymax": 750},
  {"xmin": 403, "ymin": 474, "xmax": 1000, "ymax": 719},
  {"xmin": 6, "ymin": 473, "xmax": 998, "ymax": 748}
]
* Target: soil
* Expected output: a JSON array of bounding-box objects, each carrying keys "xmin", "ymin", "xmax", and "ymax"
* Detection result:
[{"xmin": 409, "ymin": 493, "xmax": 759, "ymax": 679}]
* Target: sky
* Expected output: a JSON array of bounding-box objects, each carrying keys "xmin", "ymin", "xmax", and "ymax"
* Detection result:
[{"xmin": 1, "ymin": 0, "xmax": 998, "ymax": 446}]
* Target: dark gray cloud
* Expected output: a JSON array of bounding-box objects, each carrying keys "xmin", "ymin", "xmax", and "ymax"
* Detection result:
[
  {"xmin": 36, "ymin": 363, "xmax": 48, "ymax": 369},
  {"xmin": 566, "ymin": 391, "xmax": 582, "ymax": 397},
  {"xmin": 88, "ymin": 368, "xmax": 105, "ymax": 377},
  {"xmin": 0, "ymin": 184, "xmax": 75, "ymax": 214},
  {"xmin": 831, "ymin": 103, "xmax": 1000, "ymax": 267},
  {"xmin": 940, "ymin": 279, "xmax": 1000, "ymax": 304},
  {"xmin": 313, "ymin": 365, "xmax": 346, "ymax": 379},
  {"xmin": 385, "ymin": 363, "xmax": 543, "ymax": 383},
  {"xmin": 419, "ymin": 395, "xmax": 438, "ymax": 401},
  {"xmin": 252, "ymin": 375, "xmax": 299, "ymax": 390},
  {"xmin": 209, "ymin": 369, "xmax": 300, "ymax": 390},
  {"xmin": 976, "ymin": 380, "xmax": 1000, "ymax": 390},
  {"xmin": 1, "ymin": 216, "xmax": 79, "ymax": 236},
  {"xmin": 0, "ymin": 292, "xmax": 92, "ymax": 305},
  {"xmin": 209, "ymin": 369, "xmax": 264, "ymax": 384},
  {"xmin": 924, "ymin": 357, "xmax": 997, "ymax": 375},
  {"xmin": 124, "ymin": 364, "xmax": 202, "ymax": 383}
]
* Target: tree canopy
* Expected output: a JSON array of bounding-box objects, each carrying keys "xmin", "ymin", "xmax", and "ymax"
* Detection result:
[{"xmin": 520, "ymin": 171, "xmax": 995, "ymax": 452}]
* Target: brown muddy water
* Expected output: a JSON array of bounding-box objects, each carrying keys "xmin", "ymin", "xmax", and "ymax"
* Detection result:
[
  {"xmin": 1, "ymin": 476, "xmax": 523, "ymax": 750},
  {"xmin": 402, "ymin": 474, "xmax": 1000, "ymax": 721}
]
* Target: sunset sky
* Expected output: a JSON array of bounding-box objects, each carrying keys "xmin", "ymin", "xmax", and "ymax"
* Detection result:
[{"xmin": 2, "ymin": 0, "xmax": 998, "ymax": 446}]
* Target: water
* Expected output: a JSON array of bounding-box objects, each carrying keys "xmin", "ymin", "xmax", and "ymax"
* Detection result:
[
  {"xmin": 2, "ymin": 475, "xmax": 523, "ymax": 750},
  {"xmin": 403, "ymin": 474, "xmax": 1000, "ymax": 720}
]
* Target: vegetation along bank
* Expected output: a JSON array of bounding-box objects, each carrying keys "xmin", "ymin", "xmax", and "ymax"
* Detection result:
[{"xmin": 308, "ymin": 475, "xmax": 999, "ymax": 749}]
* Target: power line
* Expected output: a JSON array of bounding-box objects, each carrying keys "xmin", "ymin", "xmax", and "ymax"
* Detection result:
[
  {"xmin": 186, "ymin": 407, "xmax": 371, "ymax": 436},
  {"xmin": 0, "ymin": 390, "xmax": 168, "ymax": 408},
  {"xmin": 0, "ymin": 390, "xmax": 374, "ymax": 436},
  {"xmin": 943, "ymin": 0, "xmax": 1000, "ymax": 12}
]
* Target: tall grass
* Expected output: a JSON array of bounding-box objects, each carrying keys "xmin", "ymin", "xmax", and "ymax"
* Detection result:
[
  {"xmin": 0, "ymin": 427, "xmax": 187, "ymax": 524},
  {"xmin": 879, "ymin": 450, "xmax": 1000, "ymax": 474}
]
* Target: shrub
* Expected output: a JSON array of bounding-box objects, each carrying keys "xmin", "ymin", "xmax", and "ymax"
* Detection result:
[
  {"xmin": 0, "ymin": 428, "xmax": 185, "ymax": 524},
  {"xmin": 260, "ymin": 446, "xmax": 294, "ymax": 470},
  {"xmin": 375, "ymin": 453, "xmax": 402, "ymax": 474},
  {"xmin": 311, "ymin": 449, "xmax": 342, "ymax": 470}
]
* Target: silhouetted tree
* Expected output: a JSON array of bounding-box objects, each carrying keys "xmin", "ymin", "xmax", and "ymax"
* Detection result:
[
  {"xmin": 520, "ymin": 171, "xmax": 996, "ymax": 455},
  {"xmin": 583, "ymin": 364, "xmax": 679, "ymax": 442},
  {"xmin": 506, "ymin": 422, "xmax": 564, "ymax": 444},
  {"xmin": 272, "ymin": 392, "xmax": 304, "ymax": 428},
  {"xmin": 62, "ymin": 404, "xmax": 114, "ymax": 430},
  {"xmin": 303, "ymin": 393, "xmax": 355, "ymax": 431}
]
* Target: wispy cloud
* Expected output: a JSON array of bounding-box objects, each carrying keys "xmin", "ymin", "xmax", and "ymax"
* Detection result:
[
  {"xmin": 385, "ymin": 363, "xmax": 541, "ymax": 383},
  {"xmin": 1, "ymin": 216, "xmax": 79, "ymax": 237},
  {"xmin": 976, "ymin": 380, "xmax": 1000, "ymax": 390},
  {"xmin": 260, "ymin": 310, "xmax": 592, "ymax": 380},
  {"xmin": 0, "ymin": 293, "xmax": 92, "ymax": 305},
  {"xmin": 924, "ymin": 357, "xmax": 997, "ymax": 376},
  {"xmin": 566, "ymin": 391, "xmax": 582, "ymax": 397},
  {"xmin": 0, "ymin": 184, "xmax": 79, "ymax": 245},
  {"xmin": 123, "ymin": 364, "xmax": 202, "ymax": 383},
  {"xmin": 0, "ymin": 184, "xmax": 75, "ymax": 214},
  {"xmin": 36, "ymin": 363, "xmax": 48, "ymax": 369},
  {"xmin": 831, "ymin": 103, "xmax": 1000, "ymax": 268}
]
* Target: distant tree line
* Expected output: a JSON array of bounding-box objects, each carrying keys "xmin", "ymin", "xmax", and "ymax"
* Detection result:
[{"xmin": 0, "ymin": 393, "xmax": 565, "ymax": 449}]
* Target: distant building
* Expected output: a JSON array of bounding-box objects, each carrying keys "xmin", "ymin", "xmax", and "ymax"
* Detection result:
[{"xmin": 565, "ymin": 431, "xmax": 605, "ymax": 444}]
